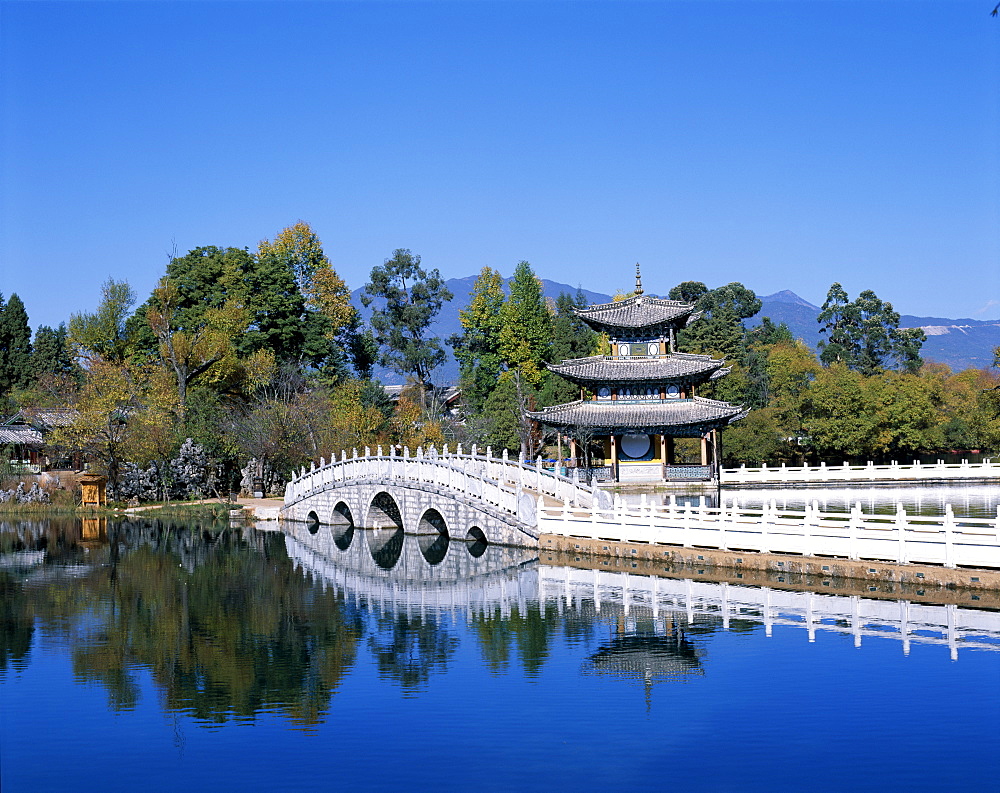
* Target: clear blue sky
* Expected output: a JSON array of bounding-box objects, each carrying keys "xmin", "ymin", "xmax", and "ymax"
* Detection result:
[{"xmin": 2, "ymin": 1, "xmax": 998, "ymax": 330}]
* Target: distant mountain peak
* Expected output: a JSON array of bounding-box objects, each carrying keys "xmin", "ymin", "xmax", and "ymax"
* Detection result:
[{"xmin": 760, "ymin": 290, "xmax": 819, "ymax": 310}]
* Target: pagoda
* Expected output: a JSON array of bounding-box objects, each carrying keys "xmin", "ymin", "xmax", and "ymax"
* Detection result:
[{"xmin": 526, "ymin": 265, "xmax": 747, "ymax": 484}]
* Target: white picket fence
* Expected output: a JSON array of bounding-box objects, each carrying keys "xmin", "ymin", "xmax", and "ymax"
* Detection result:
[
  {"xmin": 723, "ymin": 459, "xmax": 1000, "ymax": 485},
  {"xmin": 284, "ymin": 444, "xmax": 611, "ymax": 523},
  {"xmin": 538, "ymin": 494, "xmax": 1000, "ymax": 569}
]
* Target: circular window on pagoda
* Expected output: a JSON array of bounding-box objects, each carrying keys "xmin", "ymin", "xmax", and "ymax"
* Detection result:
[
  {"xmin": 648, "ymin": 342, "xmax": 659, "ymax": 356},
  {"xmin": 597, "ymin": 387, "xmax": 611, "ymax": 400},
  {"xmin": 618, "ymin": 344, "xmax": 630, "ymax": 357},
  {"xmin": 621, "ymin": 434, "xmax": 652, "ymax": 459},
  {"xmin": 665, "ymin": 385, "xmax": 681, "ymax": 399}
]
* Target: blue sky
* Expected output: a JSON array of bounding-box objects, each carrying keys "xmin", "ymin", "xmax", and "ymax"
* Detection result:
[{"xmin": 2, "ymin": 1, "xmax": 998, "ymax": 330}]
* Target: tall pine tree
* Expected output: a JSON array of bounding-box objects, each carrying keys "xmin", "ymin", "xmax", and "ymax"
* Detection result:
[
  {"xmin": 498, "ymin": 261, "xmax": 552, "ymax": 386},
  {"xmin": 0, "ymin": 293, "xmax": 33, "ymax": 394},
  {"xmin": 32, "ymin": 323, "xmax": 77, "ymax": 379}
]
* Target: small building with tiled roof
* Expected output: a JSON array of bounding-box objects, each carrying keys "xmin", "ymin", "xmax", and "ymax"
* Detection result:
[
  {"xmin": 526, "ymin": 264, "xmax": 747, "ymax": 484},
  {"xmin": 2, "ymin": 408, "xmax": 82, "ymax": 472}
]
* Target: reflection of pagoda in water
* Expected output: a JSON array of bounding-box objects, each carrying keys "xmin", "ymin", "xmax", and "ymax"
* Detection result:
[
  {"xmin": 583, "ymin": 624, "xmax": 704, "ymax": 709},
  {"xmin": 527, "ymin": 265, "xmax": 747, "ymax": 484}
]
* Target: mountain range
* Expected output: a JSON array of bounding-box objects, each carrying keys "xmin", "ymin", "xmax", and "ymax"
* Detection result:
[{"xmin": 352, "ymin": 278, "xmax": 1000, "ymax": 384}]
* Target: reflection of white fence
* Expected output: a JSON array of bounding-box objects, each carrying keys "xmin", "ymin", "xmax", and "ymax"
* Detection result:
[
  {"xmin": 540, "ymin": 566, "xmax": 1000, "ymax": 660},
  {"xmin": 723, "ymin": 459, "xmax": 1000, "ymax": 485},
  {"xmin": 538, "ymin": 496, "xmax": 1000, "ymax": 569},
  {"xmin": 284, "ymin": 444, "xmax": 610, "ymax": 525}
]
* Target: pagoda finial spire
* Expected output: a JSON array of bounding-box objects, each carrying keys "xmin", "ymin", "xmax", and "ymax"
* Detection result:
[{"xmin": 635, "ymin": 262, "xmax": 644, "ymax": 295}]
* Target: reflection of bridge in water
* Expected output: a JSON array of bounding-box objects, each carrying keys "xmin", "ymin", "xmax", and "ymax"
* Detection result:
[{"xmin": 285, "ymin": 515, "xmax": 1000, "ymax": 662}]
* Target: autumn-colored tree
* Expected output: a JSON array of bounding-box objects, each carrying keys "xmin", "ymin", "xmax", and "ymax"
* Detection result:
[
  {"xmin": 257, "ymin": 222, "xmax": 361, "ymax": 374},
  {"xmin": 451, "ymin": 267, "xmax": 506, "ymax": 414},
  {"xmin": 146, "ymin": 276, "xmax": 251, "ymax": 412},
  {"xmin": 49, "ymin": 361, "xmax": 146, "ymax": 497},
  {"xmin": 938, "ymin": 366, "xmax": 1000, "ymax": 451}
]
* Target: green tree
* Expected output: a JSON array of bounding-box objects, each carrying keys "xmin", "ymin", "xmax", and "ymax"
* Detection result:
[
  {"xmin": 69, "ymin": 278, "xmax": 137, "ymax": 363},
  {"xmin": 498, "ymin": 261, "xmax": 552, "ymax": 386},
  {"xmin": 671, "ymin": 281, "xmax": 761, "ymax": 360},
  {"xmin": 538, "ymin": 290, "xmax": 597, "ymax": 407},
  {"xmin": 146, "ymin": 276, "xmax": 251, "ymax": 412},
  {"xmin": 801, "ymin": 364, "xmax": 878, "ymax": 459},
  {"xmin": 451, "ymin": 267, "xmax": 506, "ymax": 415},
  {"xmin": 361, "ymin": 249, "xmax": 453, "ymax": 397},
  {"xmin": 257, "ymin": 222, "xmax": 361, "ymax": 375},
  {"xmin": 0, "ymin": 293, "xmax": 34, "ymax": 394},
  {"xmin": 31, "ymin": 323, "xmax": 76, "ymax": 380},
  {"xmin": 817, "ymin": 283, "xmax": 924, "ymax": 375},
  {"xmin": 740, "ymin": 317, "xmax": 794, "ymax": 409}
]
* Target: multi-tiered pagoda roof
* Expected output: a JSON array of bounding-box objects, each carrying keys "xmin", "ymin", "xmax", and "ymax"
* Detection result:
[
  {"xmin": 548, "ymin": 351, "xmax": 731, "ymax": 388},
  {"xmin": 573, "ymin": 294, "xmax": 701, "ymax": 337},
  {"xmin": 527, "ymin": 397, "xmax": 747, "ymax": 437},
  {"xmin": 525, "ymin": 266, "xmax": 747, "ymax": 440}
]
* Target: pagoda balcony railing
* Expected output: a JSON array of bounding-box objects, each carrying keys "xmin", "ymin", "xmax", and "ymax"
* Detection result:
[{"xmin": 598, "ymin": 396, "xmax": 688, "ymax": 404}]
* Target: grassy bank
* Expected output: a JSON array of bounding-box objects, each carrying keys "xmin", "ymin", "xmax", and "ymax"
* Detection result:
[{"xmin": 0, "ymin": 500, "xmax": 242, "ymax": 522}]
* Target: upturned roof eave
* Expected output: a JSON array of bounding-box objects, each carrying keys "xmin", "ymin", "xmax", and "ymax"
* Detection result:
[
  {"xmin": 525, "ymin": 398, "xmax": 747, "ymax": 433},
  {"xmin": 546, "ymin": 354, "xmax": 728, "ymax": 385}
]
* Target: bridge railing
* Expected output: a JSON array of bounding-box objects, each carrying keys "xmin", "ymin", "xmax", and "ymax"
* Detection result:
[
  {"xmin": 284, "ymin": 444, "xmax": 610, "ymax": 523},
  {"xmin": 537, "ymin": 494, "xmax": 1000, "ymax": 569},
  {"xmin": 722, "ymin": 459, "xmax": 1000, "ymax": 484}
]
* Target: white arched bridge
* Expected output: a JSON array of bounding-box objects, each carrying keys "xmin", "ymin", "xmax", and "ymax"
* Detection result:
[{"xmin": 282, "ymin": 444, "xmax": 610, "ymax": 548}]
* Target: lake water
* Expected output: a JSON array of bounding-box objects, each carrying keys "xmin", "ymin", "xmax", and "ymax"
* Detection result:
[{"xmin": 1, "ymin": 514, "xmax": 998, "ymax": 792}]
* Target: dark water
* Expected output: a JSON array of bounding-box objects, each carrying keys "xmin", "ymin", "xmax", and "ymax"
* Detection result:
[{"xmin": 1, "ymin": 517, "xmax": 998, "ymax": 793}]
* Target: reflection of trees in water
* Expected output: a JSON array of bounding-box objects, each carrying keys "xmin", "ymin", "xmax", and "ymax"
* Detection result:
[
  {"xmin": 367, "ymin": 613, "xmax": 458, "ymax": 694},
  {"xmin": 10, "ymin": 521, "xmax": 364, "ymax": 728},
  {"xmin": 471, "ymin": 602, "xmax": 563, "ymax": 676},
  {"xmin": 0, "ymin": 574, "xmax": 32, "ymax": 674}
]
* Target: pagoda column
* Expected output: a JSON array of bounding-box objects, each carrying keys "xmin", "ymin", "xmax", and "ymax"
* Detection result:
[
  {"xmin": 610, "ymin": 434, "xmax": 619, "ymax": 482},
  {"xmin": 569, "ymin": 437, "xmax": 577, "ymax": 468},
  {"xmin": 700, "ymin": 435, "xmax": 709, "ymax": 466},
  {"xmin": 711, "ymin": 429, "xmax": 722, "ymax": 479}
]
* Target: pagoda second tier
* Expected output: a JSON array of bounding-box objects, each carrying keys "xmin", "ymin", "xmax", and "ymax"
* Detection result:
[
  {"xmin": 548, "ymin": 351, "xmax": 731, "ymax": 388},
  {"xmin": 526, "ymin": 397, "xmax": 747, "ymax": 438},
  {"xmin": 575, "ymin": 293, "xmax": 700, "ymax": 338}
]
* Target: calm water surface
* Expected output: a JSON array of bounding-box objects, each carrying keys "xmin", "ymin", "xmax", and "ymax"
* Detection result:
[{"xmin": 1, "ymin": 515, "xmax": 997, "ymax": 793}]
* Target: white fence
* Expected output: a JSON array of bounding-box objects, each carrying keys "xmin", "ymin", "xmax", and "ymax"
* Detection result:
[
  {"xmin": 284, "ymin": 444, "xmax": 610, "ymax": 524},
  {"xmin": 538, "ymin": 494, "xmax": 1000, "ymax": 569},
  {"xmin": 723, "ymin": 459, "xmax": 1000, "ymax": 485}
]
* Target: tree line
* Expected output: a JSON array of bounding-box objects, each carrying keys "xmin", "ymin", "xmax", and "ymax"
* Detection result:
[{"xmin": 1, "ymin": 223, "xmax": 998, "ymax": 499}]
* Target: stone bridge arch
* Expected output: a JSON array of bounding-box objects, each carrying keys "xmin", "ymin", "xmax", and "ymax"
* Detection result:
[{"xmin": 284, "ymin": 481, "xmax": 538, "ymax": 547}]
